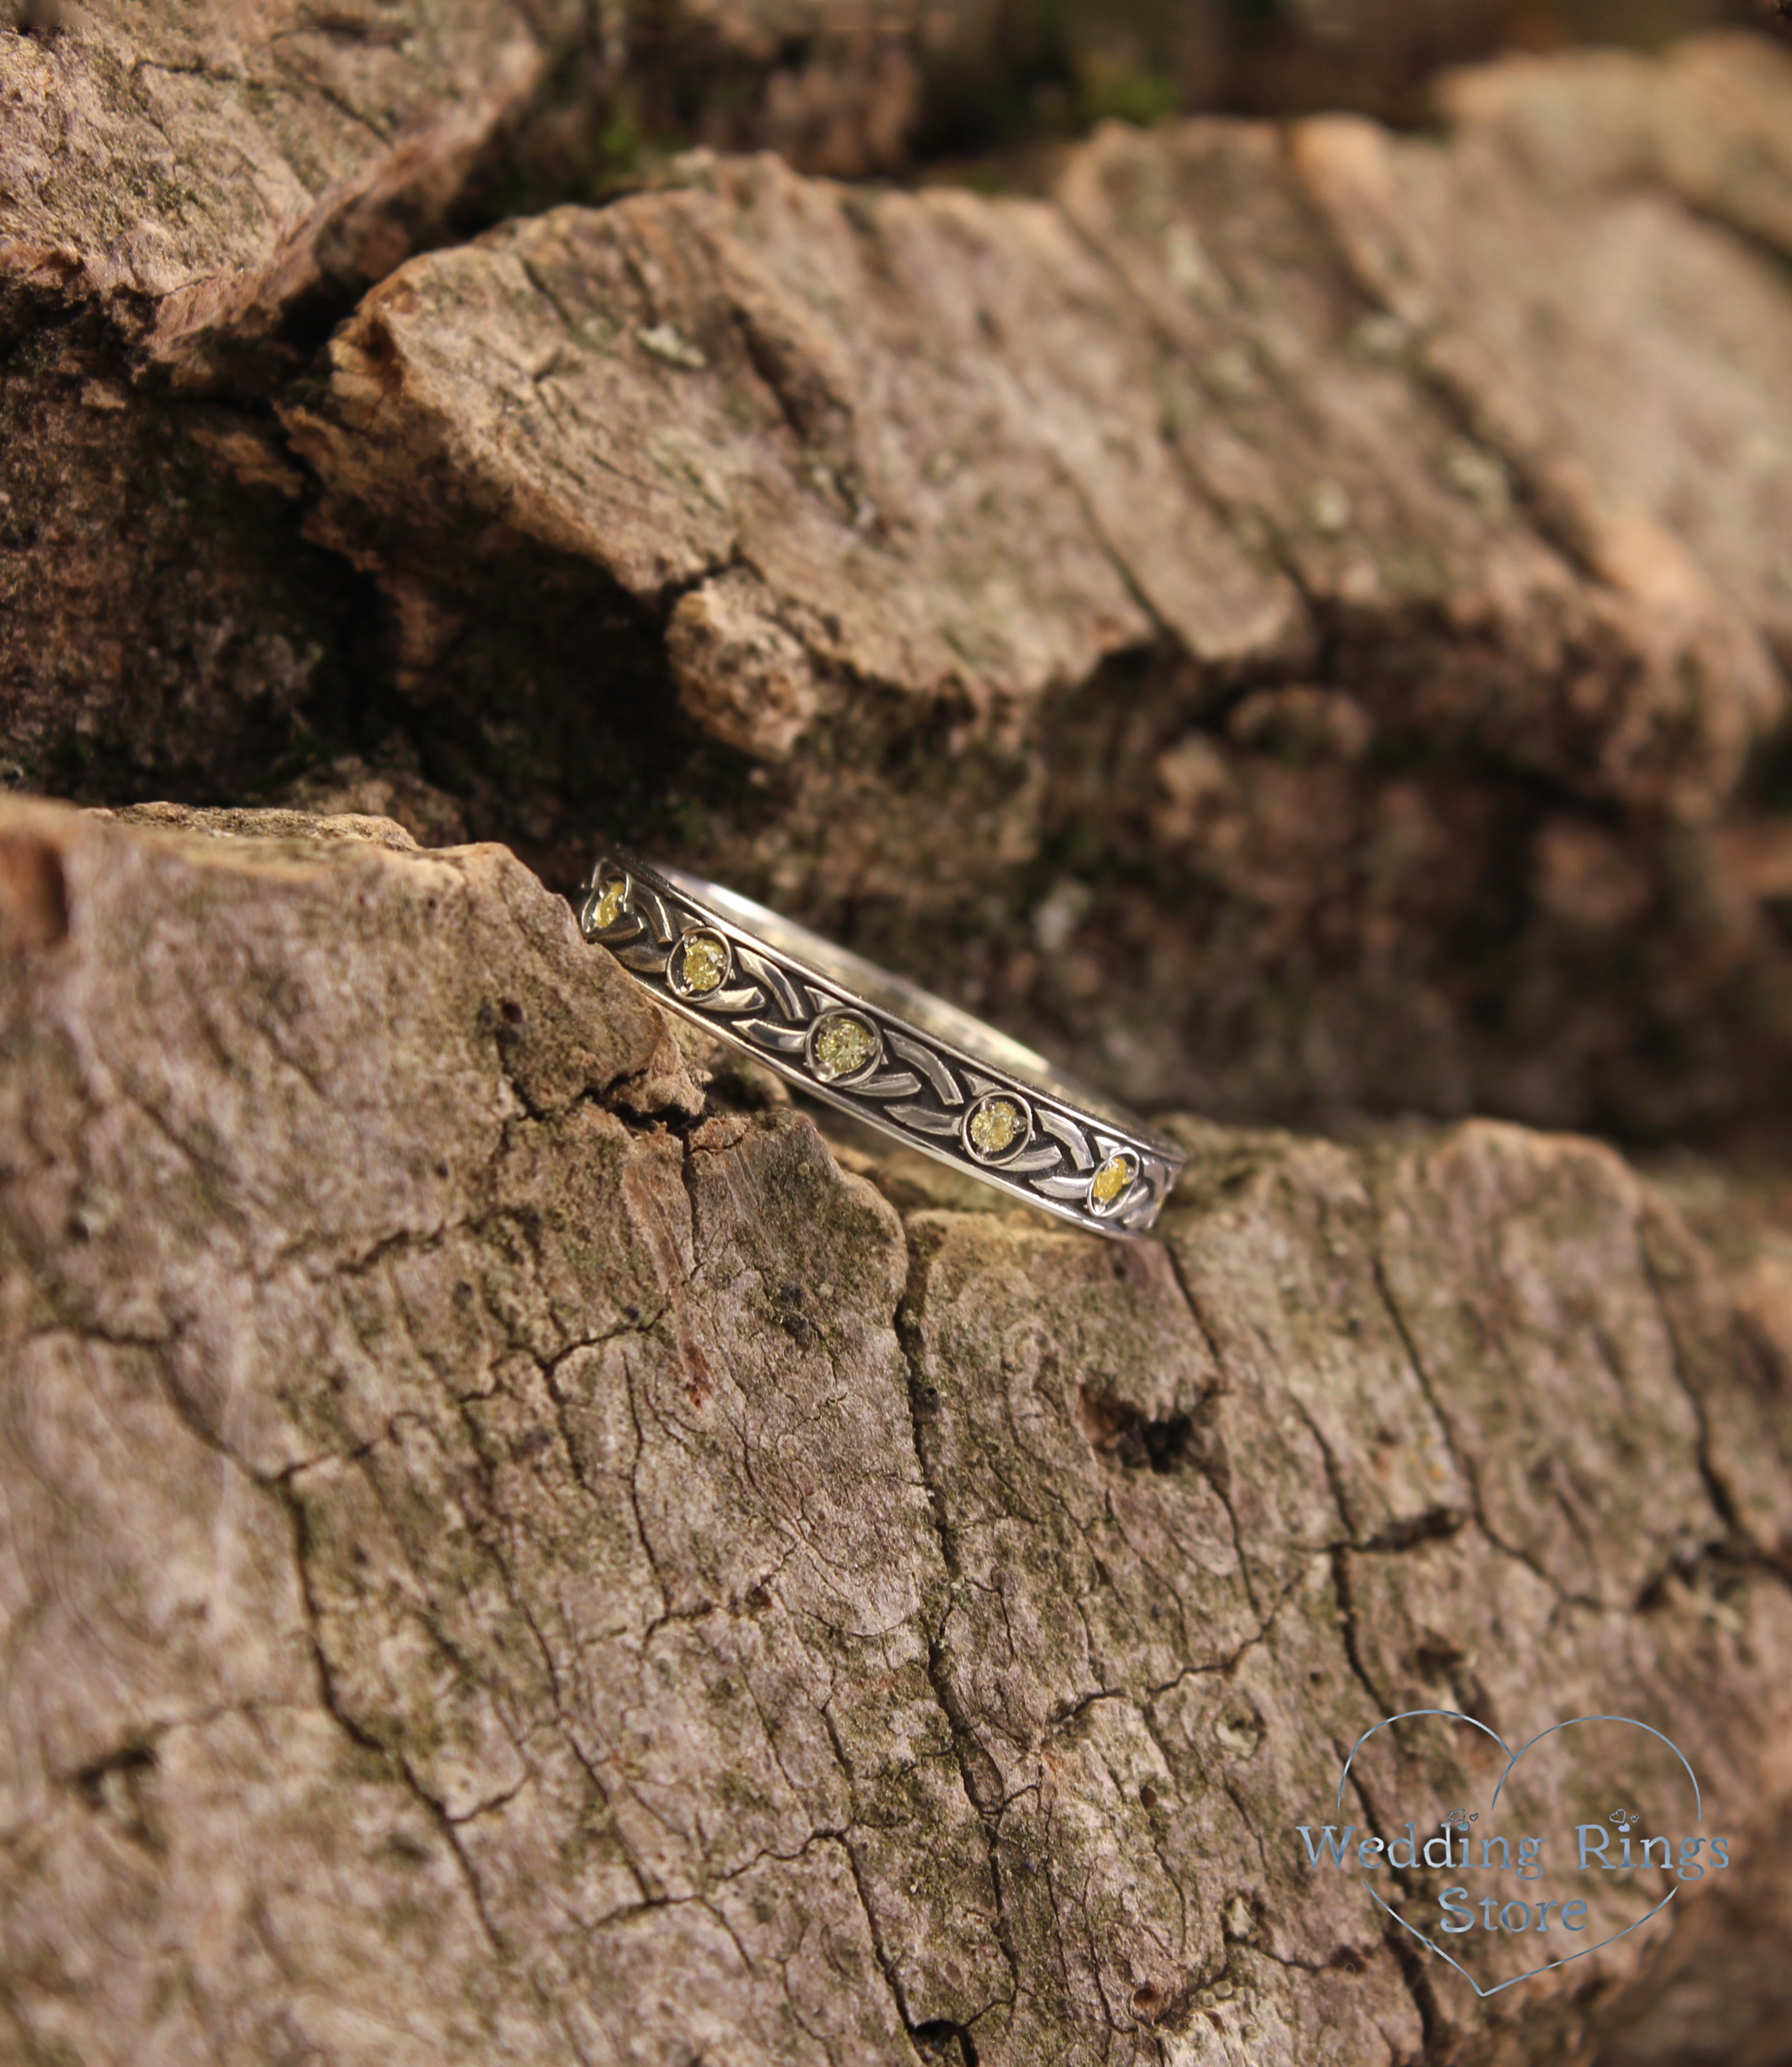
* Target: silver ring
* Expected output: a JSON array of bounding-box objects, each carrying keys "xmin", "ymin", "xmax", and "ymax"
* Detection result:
[{"xmin": 581, "ymin": 850, "xmax": 1185, "ymax": 1239}]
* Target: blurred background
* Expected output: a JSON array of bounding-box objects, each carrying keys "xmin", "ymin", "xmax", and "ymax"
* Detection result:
[{"xmin": 501, "ymin": 0, "xmax": 1792, "ymax": 195}]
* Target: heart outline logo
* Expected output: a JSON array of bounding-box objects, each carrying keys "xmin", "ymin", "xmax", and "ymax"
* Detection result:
[{"xmin": 1331, "ymin": 1708, "xmax": 1702, "ymax": 1998}]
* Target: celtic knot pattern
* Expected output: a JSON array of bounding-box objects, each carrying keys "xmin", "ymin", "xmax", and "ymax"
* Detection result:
[{"xmin": 580, "ymin": 857, "xmax": 1182, "ymax": 1238}]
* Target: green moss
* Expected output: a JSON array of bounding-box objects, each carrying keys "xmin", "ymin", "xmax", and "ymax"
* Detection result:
[{"xmin": 1090, "ymin": 68, "xmax": 1180, "ymax": 126}]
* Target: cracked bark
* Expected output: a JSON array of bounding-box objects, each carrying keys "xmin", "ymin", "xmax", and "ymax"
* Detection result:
[
  {"xmin": 5, "ymin": 799, "xmax": 1792, "ymax": 2065},
  {"xmin": 273, "ymin": 28, "xmax": 1792, "ymax": 1140},
  {"xmin": 8, "ymin": 12, "xmax": 1792, "ymax": 2064},
  {"xmin": 9, "ymin": 18, "xmax": 1792, "ymax": 1136}
]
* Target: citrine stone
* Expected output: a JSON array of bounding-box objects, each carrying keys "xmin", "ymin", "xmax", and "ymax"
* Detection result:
[
  {"xmin": 1091, "ymin": 1154, "xmax": 1135, "ymax": 1207},
  {"xmin": 593, "ymin": 878, "xmax": 627, "ymax": 929},
  {"xmin": 968, "ymin": 1098, "xmax": 1024, "ymax": 1157},
  {"xmin": 677, "ymin": 932, "xmax": 730, "ymax": 994},
  {"xmin": 813, "ymin": 1014, "xmax": 876, "ymax": 1081}
]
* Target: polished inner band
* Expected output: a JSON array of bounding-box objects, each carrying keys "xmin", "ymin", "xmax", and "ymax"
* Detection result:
[{"xmin": 582, "ymin": 849, "xmax": 1185, "ymax": 1238}]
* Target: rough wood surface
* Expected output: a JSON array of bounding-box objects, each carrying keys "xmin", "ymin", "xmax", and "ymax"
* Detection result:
[
  {"xmin": 0, "ymin": 0, "xmax": 588, "ymax": 826},
  {"xmin": 4, "ymin": 797, "xmax": 1792, "ymax": 2065},
  {"xmin": 8, "ymin": 16, "xmax": 1792, "ymax": 1138},
  {"xmin": 9, "ymin": 19, "xmax": 1792, "ymax": 2062},
  {"xmin": 279, "ymin": 31, "xmax": 1792, "ymax": 1138},
  {"xmin": 0, "ymin": 0, "xmax": 575, "ymax": 378},
  {"xmin": 294, "ymin": 63, "xmax": 1790, "ymax": 811}
]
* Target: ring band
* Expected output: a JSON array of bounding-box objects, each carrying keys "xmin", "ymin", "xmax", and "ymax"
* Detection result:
[{"xmin": 581, "ymin": 850, "xmax": 1186, "ymax": 1238}]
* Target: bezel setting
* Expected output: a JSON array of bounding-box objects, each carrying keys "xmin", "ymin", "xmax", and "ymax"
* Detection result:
[
  {"xmin": 961, "ymin": 1091, "xmax": 1035, "ymax": 1168},
  {"xmin": 1087, "ymin": 1150, "xmax": 1142, "ymax": 1218},
  {"xmin": 667, "ymin": 927, "xmax": 734, "ymax": 999},
  {"xmin": 805, "ymin": 1009, "xmax": 884, "ymax": 1086},
  {"xmin": 581, "ymin": 868, "xmax": 629, "ymax": 938}
]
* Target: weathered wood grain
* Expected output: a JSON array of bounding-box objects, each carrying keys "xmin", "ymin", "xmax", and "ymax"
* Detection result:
[
  {"xmin": 9, "ymin": 20, "xmax": 1792, "ymax": 1141},
  {"xmin": 276, "ymin": 39, "xmax": 1792, "ymax": 1138},
  {"xmin": 3, "ymin": 799, "xmax": 1792, "ymax": 2063},
  {"xmin": 0, "ymin": 0, "xmax": 573, "ymax": 377}
]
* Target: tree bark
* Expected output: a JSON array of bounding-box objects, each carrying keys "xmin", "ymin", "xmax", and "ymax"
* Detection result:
[
  {"xmin": 0, "ymin": 0, "xmax": 586, "ymax": 810},
  {"xmin": 3, "ymin": 797, "xmax": 1792, "ymax": 2064},
  {"xmin": 8, "ymin": 12, "xmax": 1792, "ymax": 1135},
  {"xmin": 8, "ymin": 10, "xmax": 1792, "ymax": 2062},
  {"xmin": 279, "ymin": 30, "xmax": 1792, "ymax": 1139}
]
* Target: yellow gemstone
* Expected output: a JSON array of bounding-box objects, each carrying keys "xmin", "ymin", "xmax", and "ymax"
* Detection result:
[
  {"xmin": 593, "ymin": 879, "xmax": 626, "ymax": 928},
  {"xmin": 813, "ymin": 1014, "xmax": 876, "ymax": 1081},
  {"xmin": 1091, "ymin": 1154, "xmax": 1135, "ymax": 1207},
  {"xmin": 969, "ymin": 1098, "xmax": 1023, "ymax": 1157},
  {"xmin": 678, "ymin": 932, "xmax": 730, "ymax": 994}
]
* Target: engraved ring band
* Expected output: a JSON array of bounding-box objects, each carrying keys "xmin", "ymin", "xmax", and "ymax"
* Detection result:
[{"xmin": 581, "ymin": 850, "xmax": 1186, "ymax": 1238}]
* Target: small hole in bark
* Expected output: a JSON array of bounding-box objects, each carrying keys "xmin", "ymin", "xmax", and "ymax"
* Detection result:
[
  {"xmin": 1364, "ymin": 1507, "xmax": 1463, "ymax": 1551},
  {"xmin": 357, "ymin": 314, "xmax": 410, "ymax": 397},
  {"xmin": 75, "ymin": 1743, "xmax": 155, "ymax": 1812},
  {"xmin": 1139, "ymin": 1782, "xmax": 1158, "ymax": 1808},
  {"xmin": 1138, "ymin": 1414, "xmax": 1193, "ymax": 1471},
  {"xmin": 1413, "ymin": 1640, "xmax": 1465, "ymax": 1679},
  {"xmin": 1131, "ymin": 1984, "xmax": 1166, "ymax": 2020},
  {"xmin": 499, "ymin": 998, "xmax": 524, "ymax": 1024},
  {"xmin": 1076, "ymin": 1387, "xmax": 1194, "ymax": 1473},
  {"xmin": 910, "ymin": 2022, "xmax": 978, "ymax": 2065}
]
